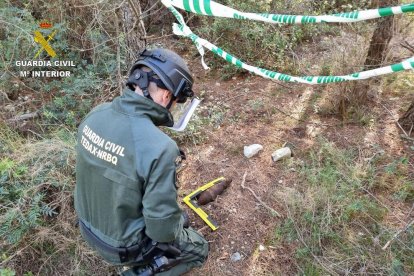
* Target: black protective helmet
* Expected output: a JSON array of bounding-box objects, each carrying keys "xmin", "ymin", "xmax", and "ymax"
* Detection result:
[{"xmin": 127, "ymin": 48, "xmax": 194, "ymax": 104}]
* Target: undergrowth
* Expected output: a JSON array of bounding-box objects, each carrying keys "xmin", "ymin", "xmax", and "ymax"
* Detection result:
[
  {"xmin": 166, "ymin": 100, "xmax": 229, "ymax": 146},
  {"xmin": 274, "ymin": 140, "xmax": 414, "ymax": 275},
  {"xmin": 0, "ymin": 0, "xmax": 151, "ymax": 130},
  {"xmin": 0, "ymin": 124, "xmax": 110, "ymax": 275},
  {"xmin": 190, "ymin": 0, "xmax": 372, "ymax": 79}
]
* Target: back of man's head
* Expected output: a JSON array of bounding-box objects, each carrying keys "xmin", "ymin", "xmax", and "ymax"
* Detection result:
[{"xmin": 126, "ymin": 48, "xmax": 194, "ymax": 105}]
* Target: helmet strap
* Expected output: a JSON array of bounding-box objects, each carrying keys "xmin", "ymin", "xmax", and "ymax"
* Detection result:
[
  {"xmin": 142, "ymin": 88, "xmax": 153, "ymax": 101},
  {"xmin": 166, "ymin": 97, "xmax": 175, "ymax": 110},
  {"xmin": 126, "ymin": 68, "xmax": 153, "ymax": 101}
]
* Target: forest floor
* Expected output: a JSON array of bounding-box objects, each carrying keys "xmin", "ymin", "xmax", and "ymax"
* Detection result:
[
  {"xmin": 176, "ymin": 58, "xmax": 414, "ymax": 275},
  {"xmin": 163, "ymin": 24, "xmax": 414, "ymax": 274}
]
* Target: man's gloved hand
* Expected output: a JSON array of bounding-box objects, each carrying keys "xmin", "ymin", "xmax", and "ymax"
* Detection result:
[{"xmin": 182, "ymin": 211, "xmax": 190, "ymax": 228}]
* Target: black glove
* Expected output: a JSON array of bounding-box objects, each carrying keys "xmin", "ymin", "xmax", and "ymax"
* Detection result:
[{"xmin": 182, "ymin": 211, "xmax": 190, "ymax": 228}]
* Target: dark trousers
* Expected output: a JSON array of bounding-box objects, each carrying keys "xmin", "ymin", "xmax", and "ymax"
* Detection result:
[
  {"xmin": 81, "ymin": 225, "xmax": 208, "ymax": 276},
  {"xmin": 156, "ymin": 227, "xmax": 208, "ymax": 275}
]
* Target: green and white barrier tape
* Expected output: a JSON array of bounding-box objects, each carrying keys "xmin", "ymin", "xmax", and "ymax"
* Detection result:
[
  {"xmin": 168, "ymin": 0, "xmax": 414, "ymax": 24},
  {"xmin": 161, "ymin": 0, "xmax": 414, "ymax": 84}
]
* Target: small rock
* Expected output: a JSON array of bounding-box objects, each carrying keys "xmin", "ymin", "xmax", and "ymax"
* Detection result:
[
  {"xmin": 278, "ymin": 180, "xmax": 283, "ymax": 184},
  {"xmin": 244, "ymin": 144, "xmax": 263, "ymax": 158},
  {"xmin": 230, "ymin": 252, "xmax": 241, "ymax": 262},
  {"xmin": 373, "ymin": 236, "xmax": 380, "ymax": 246},
  {"xmin": 4, "ymin": 105, "xmax": 15, "ymax": 112},
  {"xmin": 259, "ymin": 245, "xmax": 266, "ymax": 251},
  {"xmin": 271, "ymin": 147, "xmax": 292, "ymax": 162},
  {"xmin": 215, "ymin": 82, "xmax": 221, "ymax": 86}
]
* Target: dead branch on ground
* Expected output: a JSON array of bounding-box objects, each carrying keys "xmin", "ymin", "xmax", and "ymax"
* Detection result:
[
  {"xmin": 7, "ymin": 111, "xmax": 40, "ymax": 122},
  {"xmin": 382, "ymin": 219, "xmax": 414, "ymax": 250},
  {"xmin": 240, "ymin": 171, "xmax": 281, "ymax": 217}
]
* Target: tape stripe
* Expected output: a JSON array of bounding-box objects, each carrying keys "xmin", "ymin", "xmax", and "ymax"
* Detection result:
[
  {"xmin": 391, "ymin": 63, "xmax": 404, "ymax": 72},
  {"xmin": 183, "ymin": 0, "xmax": 191, "ymax": 12},
  {"xmin": 379, "ymin": 7, "xmax": 393, "ymax": 17},
  {"xmin": 204, "ymin": 0, "xmax": 212, "ymax": 15},
  {"xmin": 178, "ymin": 25, "xmax": 414, "ymax": 84},
  {"xmin": 392, "ymin": 6, "xmax": 401, "ymax": 15},
  {"xmin": 170, "ymin": 0, "xmax": 414, "ymax": 24},
  {"xmin": 193, "ymin": 0, "xmax": 203, "ymax": 14},
  {"xmin": 402, "ymin": 4, "xmax": 414, "ymax": 13},
  {"xmin": 163, "ymin": 0, "xmax": 414, "ymax": 84}
]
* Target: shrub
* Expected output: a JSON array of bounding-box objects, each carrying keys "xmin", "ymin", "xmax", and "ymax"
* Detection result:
[
  {"xmin": 187, "ymin": 0, "xmax": 373, "ymax": 78},
  {"xmin": 0, "ymin": 128, "xmax": 76, "ymax": 245},
  {"xmin": 275, "ymin": 140, "xmax": 414, "ymax": 274}
]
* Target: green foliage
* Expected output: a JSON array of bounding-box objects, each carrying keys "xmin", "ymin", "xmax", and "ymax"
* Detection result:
[
  {"xmin": 393, "ymin": 181, "xmax": 414, "ymax": 202},
  {"xmin": 0, "ymin": 268, "xmax": 16, "ymax": 276},
  {"xmin": 189, "ymin": 0, "xmax": 375, "ymax": 78},
  {"xmin": 0, "ymin": 126, "xmax": 75, "ymax": 246},
  {"xmin": 0, "ymin": 0, "xmax": 134, "ymax": 130},
  {"xmin": 311, "ymin": 0, "xmax": 373, "ymax": 14},
  {"xmin": 192, "ymin": 0, "xmax": 326, "ymax": 77},
  {"xmin": 276, "ymin": 140, "xmax": 414, "ymax": 274},
  {"xmin": 42, "ymin": 93, "xmax": 92, "ymax": 128},
  {"xmin": 378, "ymin": 157, "xmax": 414, "ymax": 202},
  {"xmin": 167, "ymin": 101, "xmax": 228, "ymax": 145},
  {"xmin": 385, "ymin": 73, "xmax": 414, "ymax": 99},
  {"xmin": 248, "ymin": 98, "xmax": 265, "ymax": 111}
]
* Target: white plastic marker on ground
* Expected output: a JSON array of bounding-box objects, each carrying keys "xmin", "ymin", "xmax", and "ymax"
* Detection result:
[
  {"xmin": 169, "ymin": 0, "xmax": 414, "ymax": 24},
  {"xmin": 161, "ymin": 0, "xmax": 414, "ymax": 84}
]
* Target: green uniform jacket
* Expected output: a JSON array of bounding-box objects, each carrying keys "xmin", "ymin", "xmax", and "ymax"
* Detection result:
[{"xmin": 75, "ymin": 88, "xmax": 183, "ymax": 249}]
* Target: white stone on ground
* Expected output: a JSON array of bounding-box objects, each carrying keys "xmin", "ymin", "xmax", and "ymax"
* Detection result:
[
  {"xmin": 244, "ymin": 144, "xmax": 263, "ymax": 158},
  {"xmin": 230, "ymin": 252, "xmax": 242, "ymax": 262}
]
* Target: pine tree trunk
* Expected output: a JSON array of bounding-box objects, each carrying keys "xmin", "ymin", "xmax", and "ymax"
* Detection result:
[
  {"xmin": 120, "ymin": 0, "xmax": 146, "ymax": 67},
  {"xmin": 364, "ymin": 0, "xmax": 398, "ymax": 70},
  {"xmin": 340, "ymin": 0, "xmax": 398, "ymax": 117},
  {"xmin": 399, "ymin": 102, "xmax": 414, "ymax": 135}
]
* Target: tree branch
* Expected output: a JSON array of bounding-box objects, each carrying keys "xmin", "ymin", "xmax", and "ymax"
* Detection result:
[
  {"xmin": 400, "ymin": 40, "xmax": 414, "ymax": 54},
  {"xmin": 7, "ymin": 111, "xmax": 40, "ymax": 122},
  {"xmin": 240, "ymin": 171, "xmax": 281, "ymax": 217},
  {"xmin": 127, "ymin": 0, "xmax": 147, "ymax": 40},
  {"xmin": 382, "ymin": 219, "xmax": 414, "ymax": 250}
]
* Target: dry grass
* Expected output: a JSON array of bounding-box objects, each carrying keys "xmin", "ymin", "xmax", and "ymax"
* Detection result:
[
  {"xmin": 0, "ymin": 127, "xmax": 113, "ymax": 275},
  {"xmin": 271, "ymin": 139, "xmax": 414, "ymax": 275}
]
